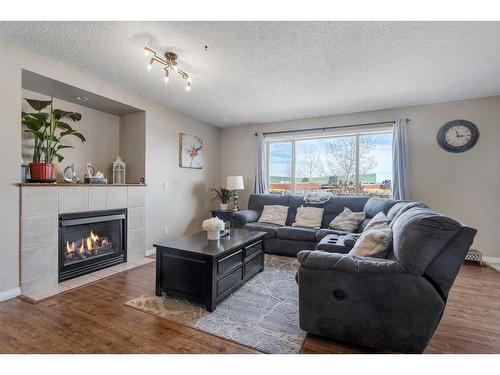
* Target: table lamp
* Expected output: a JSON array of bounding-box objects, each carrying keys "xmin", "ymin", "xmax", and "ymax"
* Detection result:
[{"xmin": 226, "ymin": 176, "xmax": 244, "ymax": 211}]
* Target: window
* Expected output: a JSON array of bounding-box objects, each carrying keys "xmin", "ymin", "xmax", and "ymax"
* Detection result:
[
  {"xmin": 268, "ymin": 142, "xmax": 293, "ymax": 194},
  {"xmin": 266, "ymin": 129, "xmax": 393, "ymax": 197}
]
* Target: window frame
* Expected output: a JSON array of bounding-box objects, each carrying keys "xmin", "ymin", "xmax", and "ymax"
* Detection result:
[{"xmin": 265, "ymin": 127, "xmax": 393, "ymax": 195}]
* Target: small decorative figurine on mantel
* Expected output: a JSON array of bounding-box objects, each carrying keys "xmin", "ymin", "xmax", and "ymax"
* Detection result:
[
  {"xmin": 84, "ymin": 162, "xmax": 107, "ymax": 184},
  {"xmin": 63, "ymin": 163, "xmax": 80, "ymax": 183},
  {"xmin": 113, "ymin": 156, "xmax": 126, "ymax": 184}
]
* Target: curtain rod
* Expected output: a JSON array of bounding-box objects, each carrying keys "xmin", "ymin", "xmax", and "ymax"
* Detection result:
[{"xmin": 254, "ymin": 119, "xmax": 410, "ymax": 136}]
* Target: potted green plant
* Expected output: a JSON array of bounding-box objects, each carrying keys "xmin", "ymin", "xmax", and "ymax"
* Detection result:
[
  {"xmin": 210, "ymin": 187, "xmax": 234, "ymax": 210},
  {"xmin": 22, "ymin": 98, "xmax": 86, "ymax": 182}
]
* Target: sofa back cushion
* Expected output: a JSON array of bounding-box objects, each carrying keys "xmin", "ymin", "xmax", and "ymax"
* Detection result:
[
  {"xmin": 391, "ymin": 206, "xmax": 462, "ymax": 275},
  {"xmin": 248, "ymin": 194, "xmax": 290, "ymax": 218},
  {"xmin": 363, "ymin": 197, "xmax": 399, "ymax": 218},
  {"xmin": 286, "ymin": 195, "xmax": 307, "ymax": 225},
  {"xmin": 387, "ymin": 201, "xmax": 408, "ymax": 219},
  {"xmin": 390, "ymin": 201, "xmax": 429, "ymax": 222}
]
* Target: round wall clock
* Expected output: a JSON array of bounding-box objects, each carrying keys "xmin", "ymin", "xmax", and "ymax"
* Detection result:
[{"xmin": 437, "ymin": 120, "xmax": 479, "ymax": 153}]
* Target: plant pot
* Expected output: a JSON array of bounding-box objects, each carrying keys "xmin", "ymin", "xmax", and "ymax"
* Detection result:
[
  {"xmin": 29, "ymin": 163, "xmax": 55, "ymax": 182},
  {"xmin": 207, "ymin": 230, "xmax": 220, "ymax": 241},
  {"xmin": 220, "ymin": 203, "xmax": 228, "ymax": 210}
]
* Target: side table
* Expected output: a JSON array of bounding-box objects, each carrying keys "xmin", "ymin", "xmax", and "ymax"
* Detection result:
[{"xmin": 210, "ymin": 209, "xmax": 234, "ymax": 223}]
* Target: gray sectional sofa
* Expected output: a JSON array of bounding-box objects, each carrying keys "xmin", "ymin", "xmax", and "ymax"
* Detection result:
[
  {"xmin": 231, "ymin": 193, "xmax": 401, "ymax": 256},
  {"xmin": 232, "ymin": 193, "xmax": 477, "ymax": 353}
]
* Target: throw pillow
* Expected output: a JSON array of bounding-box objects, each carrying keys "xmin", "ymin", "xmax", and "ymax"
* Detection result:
[
  {"xmin": 258, "ymin": 205, "xmax": 289, "ymax": 226},
  {"xmin": 292, "ymin": 206, "xmax": 324, "ymax": 228},
  {"xmin": 349, "ymin": 223, "xmax": 393, "ymax": 257},
  {"xmin": 329, "ymin": 207, "xmax": 366, "ymax": 232},
  {"xmin": 364, "ymin": 212, "xmax": 391, "ymax": 231}
]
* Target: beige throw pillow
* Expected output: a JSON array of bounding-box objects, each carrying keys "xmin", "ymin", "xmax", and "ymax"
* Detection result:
[
  {"xmin": 364, "ymin": 212, "xmax": 391, "ymax": 231},
  {"xmin": 292, "ymin": 206, "xmax": 324, "ymax": 228},
  {"xmin": 329, "ymin": 207, "xmax": 366, "ymax": 232},
  {"xmin": 349, "ymin": 223, "xmax": 393, "ymax": 257},
  {"xmin": 258, "ymin": 205, "xmax": 289, "ymax": 226}
]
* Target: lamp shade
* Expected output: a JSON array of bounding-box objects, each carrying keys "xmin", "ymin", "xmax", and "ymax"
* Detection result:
[{"xmin": 226, "ymin": 176, "xmax": 244, "ymax": 190}]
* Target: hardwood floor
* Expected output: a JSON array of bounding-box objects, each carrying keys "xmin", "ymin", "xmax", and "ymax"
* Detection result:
[{"xmin": 0, "ymin": 261, "xmax": 499, "ymax": 354}]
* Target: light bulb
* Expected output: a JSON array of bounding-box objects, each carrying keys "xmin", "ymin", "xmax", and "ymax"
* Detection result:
[
  {"xmin": 164, "ymin": 70, "xmax": 169, "ymax": 83},
  {"xmin": 186, "ymin": 82, "xmax": 191, "ymax": 92},
  {"xmin": 143, "ymin": 47, "xmax": 149, "ymax": 56},
  {"xmin": 173, "ymin": 64, "xmax": 178, "ymax": 72},
  {"xmin": 147, "ymin": 58, "xmax": 154, "ymax": 71}
]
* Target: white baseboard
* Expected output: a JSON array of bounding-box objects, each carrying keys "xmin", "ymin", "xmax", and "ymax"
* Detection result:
[
  {"xmin": 145, "ymin": 248, "xmax": 156, "ymax": 257},
  {"xmin": 483, "ymin": 256, "xmax": 500, "ymax": 265},
  {"xmin": 0, "ymin": 287, "xmax": 21, "ymax": 302}
]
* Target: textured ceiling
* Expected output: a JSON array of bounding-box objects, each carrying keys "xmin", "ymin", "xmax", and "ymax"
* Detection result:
[{"xmin": 1, "ymin": 21, "xmax": 500, "ymax": 127}]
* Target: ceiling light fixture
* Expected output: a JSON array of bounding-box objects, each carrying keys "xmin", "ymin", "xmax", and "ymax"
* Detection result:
[
  {"xmin": 144, "ymin": 47, "xmax": 191, "ymax": 91},
  {"xmin": 74, "ymin": 96, "xmax": 89, "ymax": 101}
]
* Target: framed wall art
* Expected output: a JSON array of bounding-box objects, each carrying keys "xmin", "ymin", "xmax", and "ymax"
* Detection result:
[{"xmin": 179, "ymin": 133, "xmax": 203, "ymax": 169}]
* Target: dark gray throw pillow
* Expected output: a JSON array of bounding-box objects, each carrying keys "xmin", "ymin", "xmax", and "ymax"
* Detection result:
[{"xmin": 391, "ymin": 207, "xmax": 461, "ymax": 275}]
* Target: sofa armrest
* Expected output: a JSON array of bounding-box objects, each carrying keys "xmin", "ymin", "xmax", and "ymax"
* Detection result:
[
  {"xmin": 297, "ymin": 250, "xmax": 407, "ymax": 274},
  {"xmin": 231, "ymin": 209, "xmax": 259, "ymax": 227}
]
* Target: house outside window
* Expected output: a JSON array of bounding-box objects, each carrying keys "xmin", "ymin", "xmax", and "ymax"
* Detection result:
[{"xmin": 266, "ymin": 127, "xmax": 393, "ymax": 198}]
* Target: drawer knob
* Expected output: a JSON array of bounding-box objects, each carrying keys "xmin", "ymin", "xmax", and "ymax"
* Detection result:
[{"xmin": 332, "ymin": 289, "xmax": 346, "ymax": 301}]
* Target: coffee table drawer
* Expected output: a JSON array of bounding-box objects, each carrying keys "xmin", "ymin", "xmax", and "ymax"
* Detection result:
[
  {"xmin": 217, "ymin": 249, "xmax": 242, "ymax": 275},
  {"xmin": 245, "ymin": 240, "xmax": 262, "ymax": 257},
  {"xmin": 217, "ymin": 267, "xmax": 243, "ymax": 296},
  {"xmin": 245, "ymin": 253, "xmax": 263, "ymax": 276}
]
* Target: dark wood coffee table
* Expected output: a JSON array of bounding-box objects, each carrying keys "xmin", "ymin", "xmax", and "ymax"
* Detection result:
[{"xmin": 154, "ymin": 228, "xmax": 266, "ymax": 312}]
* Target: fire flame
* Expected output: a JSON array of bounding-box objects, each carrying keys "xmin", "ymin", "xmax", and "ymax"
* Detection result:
[
  {"xmin": 66, "ymin": 241, "xmax": 76, "ymax": 253},
  {"xmin": 65, "ymin": 229, "xmax": 107, "ymax": 255}
]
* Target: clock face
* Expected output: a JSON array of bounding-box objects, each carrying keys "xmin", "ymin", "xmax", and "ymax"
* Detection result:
[{"xmin": 437, "ymin": 120, "xmax": 479, "ymax": 153}]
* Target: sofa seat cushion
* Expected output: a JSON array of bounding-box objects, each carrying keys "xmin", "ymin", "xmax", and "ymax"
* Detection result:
[
  {"xmin": 277, "ymin": 226, "xmax": 317, "ymax": 242},
  {"xmin": 392, "ymin": 206, "xmax": 461, "ymax": 275},
  {"xmin": 242, "ymin": 222, "xmax": 280, "ymax": 239}
]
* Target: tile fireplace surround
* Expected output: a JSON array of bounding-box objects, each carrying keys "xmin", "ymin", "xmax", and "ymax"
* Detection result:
[{"xmin": 20, "ymin": 184, "xmax": 150, "ymax": 302}]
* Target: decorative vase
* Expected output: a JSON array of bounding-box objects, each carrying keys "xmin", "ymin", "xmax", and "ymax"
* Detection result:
[
  {"xmin": 29, "ymin": 163, "xmax": 55, "ymax": 182},
  {"xmin": 220, "ymin": 203, "xmax": 228, "ymax": 210},
  {"xmin": 207, "ymin": 230, "xmax": 220, "ymax": 240}
]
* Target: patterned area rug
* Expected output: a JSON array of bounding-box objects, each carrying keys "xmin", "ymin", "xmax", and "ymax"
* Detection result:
[{"xmin": 126, "ymin": 255, "xmax": 305, "ymax": 354}]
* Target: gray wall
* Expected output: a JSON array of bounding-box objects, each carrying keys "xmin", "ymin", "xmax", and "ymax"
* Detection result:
[
  {"xmin": 220, "ymin": 96, "xmax": 500, "ymax": 257},
  {"xmin": 0, "ymin": 40, "xmax": 220, "ymax": 296}
]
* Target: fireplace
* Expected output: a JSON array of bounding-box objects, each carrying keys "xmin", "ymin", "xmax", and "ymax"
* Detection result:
[{"xmin": 58, "ymin": 209, "xmax": 127, "ymax": 282}]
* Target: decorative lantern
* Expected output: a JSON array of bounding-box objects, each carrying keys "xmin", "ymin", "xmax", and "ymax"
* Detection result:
[{"xmin": 112, "ymin": 156, "xmax": 126, "ymax": 184}]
